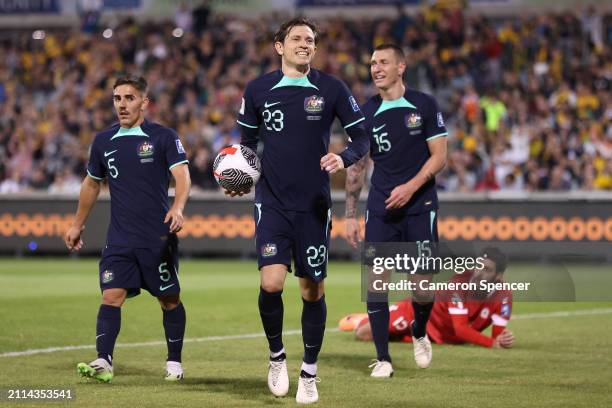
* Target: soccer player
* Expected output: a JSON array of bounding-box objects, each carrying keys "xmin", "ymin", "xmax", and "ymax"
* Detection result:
[
  {"xmin": 64, "ymin": 75, "xmax": 191, "ymax": 383},
  {"xmin": 345, "ymin": 44, "xmax": 448, "ymax": 377},
  {"xmin": 341, "ymin": 248, "xmax": 515, "ymax": 349},
  {"xmin": 234, "ymin": 18, "xmax": 369, "ymax": 403}
]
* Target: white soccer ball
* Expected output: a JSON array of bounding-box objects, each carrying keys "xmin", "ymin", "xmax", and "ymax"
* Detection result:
[{"xmin": 213, "ymin": 144, "xmax": 261, "ymax": 193}]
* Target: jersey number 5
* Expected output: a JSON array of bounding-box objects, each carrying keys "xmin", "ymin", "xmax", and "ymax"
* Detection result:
[
  {"xmin": 107, "ymin": 158, "xmax": 119, "ymax": 179},
  {"xmin": 263, "ymin": 109, "xmax": 284, "ymax": 131},
  {"xmin": 373, "ymin": 132, "xmax": 391, "ymax": 152}
]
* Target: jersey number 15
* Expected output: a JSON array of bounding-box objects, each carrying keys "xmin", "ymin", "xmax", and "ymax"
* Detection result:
[{"xmin": 373, "ymin": 131, "xmax": 391, "ymax": 152}]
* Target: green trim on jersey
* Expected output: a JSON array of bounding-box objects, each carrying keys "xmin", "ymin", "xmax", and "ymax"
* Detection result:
[
  {"xmin": 344, "ymin": 117, "xmax": 365, "ymax": 129},
  {"xmin": 237, "ymin": 120, "xmax": 258, "ymax": 129},
  {"xmin": 255, "ymin": 203, "xmax": 262, "ymax": 226},
  {"xmin": 169, "ymin": 159, "xmax": 189, "ymax": 170},
  {"xmin": 270, "ymin": 75, "xmax": 319, "ymax": 91},
  {"xmin": 374, "ymin": 97, "xmax": 417, "ymax": 117},
  {"xmin": 426, "ymin": 132, "xmax": 448, "ymax": 141},
  {"xmin": 110, "ymin": 126, "xmax": 149, "ymax": 140},
  {"xmin": 430, "ymin": 210, "xmax": 436, "ymax": 236},
  {"xmin": 87, "ymin": 170, "xmax": 104, "ymax": 181}
]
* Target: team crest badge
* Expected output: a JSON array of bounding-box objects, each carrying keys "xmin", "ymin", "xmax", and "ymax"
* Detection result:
[
  {"xmin": 102, "ymin": 270, "xmax": 114, "ymax": 283},
  {"xmin": 480, "ymin": 308, "xmax": 490, "ymax": 319},
  {"xmin": 304, "ymin": 95, "xmax": 325, "ymax": 113},
  {"xmin": 364, "ymin": 245, "xmax": 376, "ymax": 258},
  {"xmin": 262, "ymin": 243, "xmax": 277, "ymax": 257},
  {"xmin": 137, "ymin": 141, "xmax": 154, "ymax": 157},
  {"xmin": 405, "ymin": 113, "xmax": 422, "ymax": 128}
]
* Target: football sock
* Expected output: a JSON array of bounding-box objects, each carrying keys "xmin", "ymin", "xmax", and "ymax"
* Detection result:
[
  {"xmin": 258, "ymin": 287, "xmax": 284, "ymax": 354},
  {"xmin": 300, "ymin": 362, "xmax": 317, "ymax": 377},
  {"xmin": 367, "ymin": 298, "xmax": 391, "ymax": 362},
  {"xmin": 411, "ymin": 300, "xmax": 433, "ymax": 339},
  {"xmin": 270, "ymin": 351, "xmax": 286, "ymax": 362},
  {"xmin": 96, "ymin": 304, "xmax": 121, "ymax": 365},
  {"xmin": 163, "ymin": 302, "xmax": 186, "ymax": 363},
  {"xmin": 301, "ymin": 296, "xmax": 326, "ymax": 365},
  {"xmin": 270, "ymin": 348, "xmax": 285, "ymax": 360}
]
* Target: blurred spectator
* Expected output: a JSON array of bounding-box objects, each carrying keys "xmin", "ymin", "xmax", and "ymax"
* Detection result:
[
  {"xmin": 0, "ymin": 5, "xmax": 610, "ymax": 194},
  {"xmin": 48, "ymin": 168, "xmax": 82, "ymax": 195},
  {"xmin": 189, "ymin": 144, "xmax": 217, "ymax": 191}
]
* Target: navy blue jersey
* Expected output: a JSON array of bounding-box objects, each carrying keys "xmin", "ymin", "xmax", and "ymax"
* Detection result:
[
  {"xmin": 87, "ymin": 119, "xmax": 188, "ymax": 248},
  {"xmin": 237, "ymin": 69, "xmax": 367, "ymax": 212},
  {"xmin": 362, "ymin": 89, "xmax": 447, "ymax": 215}
]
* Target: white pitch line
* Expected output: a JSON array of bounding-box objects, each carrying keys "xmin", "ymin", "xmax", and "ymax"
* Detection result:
[
  {"xmin": 510, "ymin": 308, "xmax": 612, "ymax": 320},
  {"xmin": 2, "ymin": 308, "xmax": 611, "ymax": 358}
]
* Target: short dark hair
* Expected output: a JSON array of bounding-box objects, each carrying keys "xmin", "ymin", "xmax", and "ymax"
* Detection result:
[
  {"xmin": 113, "ymin": 75, "xmax": 148, "ymax": 94},
  {"xmin": 480, "ymin": 247, "xmax": 508, "ymax": 274},
  {"xmin": 374, "ymin": 43, "xmax": 405, "ymax": 62},
  {"xmin": 274, "ymin": 17, "xmax": 319, "ymax": 45}
]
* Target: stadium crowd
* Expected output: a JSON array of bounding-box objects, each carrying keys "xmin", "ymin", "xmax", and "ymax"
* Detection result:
[{"xmin": 0, "ymin": 3, "xmax": 610, "ymax": 193}]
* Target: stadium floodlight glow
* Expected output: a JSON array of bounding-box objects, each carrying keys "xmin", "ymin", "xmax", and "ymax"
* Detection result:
[
  {"xmin": 103, "ymin": 29, "xmax": 113, "ymax": 39},
  {"xmin": 32, "ymin": 30, "xmax": 46, "ymax": 40},
  {"xmin": 172, "ymin": 28, "xmax": 184, "ymax": 38}
]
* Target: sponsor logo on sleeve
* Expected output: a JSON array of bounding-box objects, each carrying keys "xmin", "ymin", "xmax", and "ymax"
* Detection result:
[
  {"xmin": 349, "ymin": 95, "xmax": 360, "ymax": 112},
  {"xmin": 437, "ymin": 112, "xmax": 445, "ymax": 127},
  {"xmin": 501, "ymin": 302, "xmax": 511, "ymax": 317},
  {"xmin": 175, "ymin": 139, "xmax": 186, "ymax": 154},
  {"xmin": 239, "ymin": 97, "xmax": 245, "ymax": 115}
]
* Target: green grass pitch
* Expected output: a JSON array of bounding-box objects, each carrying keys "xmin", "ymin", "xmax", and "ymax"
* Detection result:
[{"xmin": 1, "ymin": 258, "xmax": 611, "ymax": 407}]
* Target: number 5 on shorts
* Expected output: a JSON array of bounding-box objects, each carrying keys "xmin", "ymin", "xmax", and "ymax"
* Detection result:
[{"xmin": 158, "ymin": 262, "xmax": 171, "ymax": 282}]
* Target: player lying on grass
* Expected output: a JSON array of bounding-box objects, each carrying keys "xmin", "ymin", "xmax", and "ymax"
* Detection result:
[{"xmin": 340, "ymin": 247, "xmax": 515, "ymax": 349}]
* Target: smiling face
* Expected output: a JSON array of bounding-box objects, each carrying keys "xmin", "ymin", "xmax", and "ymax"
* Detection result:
[
  {"xmin": 113, "ymin": 84, "xmax": 148, "ymax": 128},
  {"xmin": 275, "ymin": 24, "xmax": 317, "ymax": 70},
  {"xmin": 370, "ymin": 48, "xmax": 406, "ymax": 91}
]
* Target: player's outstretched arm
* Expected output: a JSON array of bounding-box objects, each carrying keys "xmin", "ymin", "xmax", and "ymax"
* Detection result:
[
  {"xmin": 166, "ymin": 164, "xmax": 191, "ymax": 233},
  {"xmin": 451, "ymin": 314, "xmax": 506, "ymax": 348},
  {"xmin": 64, "ymin": 176, "xmax": 101, "ymax": 252},
  {"xmin": 385, "ymin": 136, "xmax": 447, "ymax": 210},
  {"xmin": 344, "ymin": 153, "xmax": 369, "ymax": 248}
]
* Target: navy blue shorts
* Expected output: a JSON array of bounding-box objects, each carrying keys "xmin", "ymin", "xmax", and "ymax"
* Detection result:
[
  {"xmin": 254, "ymin": 204, "xmax": 332, "ymax": 282},
  {"xmin": 99, "ymin": 238, "xmax": 180, "ymax": 298},
  {"xmin": 365, "ymin": 209, "xmax": 439, "ymax": 243},
  {"xmin": 365, "ymin": 209, "xmax": 439, "ymax": 275}
]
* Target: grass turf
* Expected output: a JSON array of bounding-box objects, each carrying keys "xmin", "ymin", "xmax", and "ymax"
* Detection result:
[{"xmin": 0, "ymin": 258, "xmax": 611, "ymax": 407}]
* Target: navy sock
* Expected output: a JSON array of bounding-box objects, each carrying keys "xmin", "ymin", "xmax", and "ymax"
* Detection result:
[
  {"xmin": 96, "ymin": 304, "xmax": 121, "ymax": 365},
  {"xmin": 411, "ymin": 300, "xmax": 433, "ymax": 339},
  {"xmin": 302, "ymin": 296, "xmax": 327, "ymax": 365},
  {"xmin": 367, "ymin": 300, "xmax": 391, "ymax": 362},
  {"xmin": 258, "ymin": 287, "xmax": 284, "ymax": 354},
  {"xmin": 163, "ymin": 303, "xmax": 186, "ymax": 363}
]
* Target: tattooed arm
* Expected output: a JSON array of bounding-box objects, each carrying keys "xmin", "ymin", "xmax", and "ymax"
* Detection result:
[
  {"xmin": 345, "ymin": 153, "xmax": 369, "ymax": 248},
  {"xmin": 385, "ymin": 137, "xmax": 447, "ymax": 210}
]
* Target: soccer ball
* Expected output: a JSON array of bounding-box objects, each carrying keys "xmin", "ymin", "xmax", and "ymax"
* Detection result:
[{"xmin": 213, "ymin": 144, "xmax": 261, "ymax": 193}]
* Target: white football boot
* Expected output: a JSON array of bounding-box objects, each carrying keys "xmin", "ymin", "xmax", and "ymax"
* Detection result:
[
  {"xmin": 296, "ymin": 376, "xmax": 320, "ymax": 404},
  {"xmin": 165, "ymin": 361, "xmax": 184, "ymax": 381},
  {"xmin": 267, "ymin": 358, "xmax": 289, "ymax": 397},
  {"xmin": 368, "ymin": 360, "xmax": 394, "ymax": 378},
  {"xmin": 412, "ymin": 334, "xmax": 432, "ymax": 368}
]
